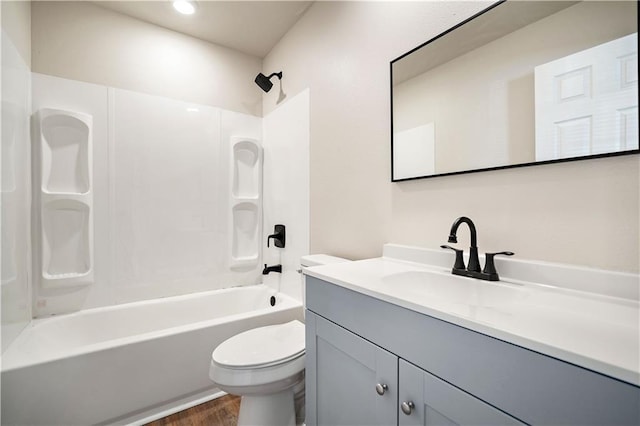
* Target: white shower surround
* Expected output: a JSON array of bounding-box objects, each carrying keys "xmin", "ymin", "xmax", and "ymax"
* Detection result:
[
  {"xmin": 261, "ymin": 89, "xmax": 311, "ymax": 300},
  {"xmin": 1, "ymin": 285, "xmax": 303, "ymax": 425},
  {"xmin": 31, "ymin": 73, "xmax": 263, "ymax": 317},
  {"xmin": 1, "ymin": 12, "xmax": 33, "ymax": 352}
]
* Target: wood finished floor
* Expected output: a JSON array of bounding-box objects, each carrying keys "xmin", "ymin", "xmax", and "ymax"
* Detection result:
[{"xmin": 146, "ymin": 394, "xmax": 241, "ymax": 426}]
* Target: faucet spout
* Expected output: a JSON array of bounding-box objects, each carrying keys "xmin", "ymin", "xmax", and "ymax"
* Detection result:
[
  {"xmin": 448, "ymin": 216, "xmax": 477, "ymax": 247},
  {"xmin": 262, "ymin": 264, "xmax": 282, "ymax": 275},
  {"xmin": 448, "ymin": 216, "xmax": 480, "ymax": 272}
]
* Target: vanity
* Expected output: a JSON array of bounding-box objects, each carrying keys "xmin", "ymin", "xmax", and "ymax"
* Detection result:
[{"xmin": 303, "ymin": 244, "xmax": 640, "ymax": 425}]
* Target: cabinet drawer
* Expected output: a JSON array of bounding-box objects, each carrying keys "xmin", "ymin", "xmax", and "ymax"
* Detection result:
[{"xmin": 307, "ymin": 276, "xmax": 640, "ymax": 425}]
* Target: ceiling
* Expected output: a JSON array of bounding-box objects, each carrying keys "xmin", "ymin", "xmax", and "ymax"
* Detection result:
[{"xmin": 94, "ymin": 1, "xmax": 313, "ymax": 58}]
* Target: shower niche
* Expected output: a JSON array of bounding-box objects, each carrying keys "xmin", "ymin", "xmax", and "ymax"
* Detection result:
[
  {"xmin": 33, "ymin": 108, "xmax": 94, "ymax": 288},
  {"xmin": 229, "ymin": 137, "xmax": 262, "ymax": 271}
]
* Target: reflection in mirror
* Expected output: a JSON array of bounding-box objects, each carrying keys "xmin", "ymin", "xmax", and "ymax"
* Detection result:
[{"xmin": 391, "ymin": 1, "xmax": 638, "ymax": 181}]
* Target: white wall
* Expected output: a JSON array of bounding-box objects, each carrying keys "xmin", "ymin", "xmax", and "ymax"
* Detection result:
[
  {"xmin": 264, "ymin": 1, "xmax": 639, "ymax": 273},
  {"xmin": 1, "ymin": 0, "xmax": 32, "ymax": 352},
  {"xmin": 31, "ymin": 1, "xmax": 263, "ymax": 117},
  {"xmin": 262, "ymin": 89, "xmax": 310, "ymax": 301}
]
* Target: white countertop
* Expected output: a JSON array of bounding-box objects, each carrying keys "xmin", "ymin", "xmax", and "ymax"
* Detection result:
[{"xmin": 304, "ymin": 249, "xmax": 640, "ymax": 387}]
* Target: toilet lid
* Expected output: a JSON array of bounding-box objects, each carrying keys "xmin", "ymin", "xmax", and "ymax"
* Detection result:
[{"xmin": 213, "ymin": 320, "xmax": 305, "ymax": 369}]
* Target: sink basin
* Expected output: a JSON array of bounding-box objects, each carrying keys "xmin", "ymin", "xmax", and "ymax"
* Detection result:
[
  {"xmin": 380, "ymin": 270, "xmax": 525, "ymax": 307},
  {"xmin": 378, "ymin": 269, "xmax": 637, "ymax": 328}
]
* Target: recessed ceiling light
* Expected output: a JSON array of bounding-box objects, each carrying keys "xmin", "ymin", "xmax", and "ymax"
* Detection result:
[{"xmin": 173, "ymin": 0, "xmax": 196, "ymax": 15}]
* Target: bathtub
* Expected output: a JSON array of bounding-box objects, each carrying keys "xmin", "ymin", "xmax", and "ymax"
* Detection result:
[{"xmin": 1, "ymin": 285, "xmax": 303, "ymax": 425}]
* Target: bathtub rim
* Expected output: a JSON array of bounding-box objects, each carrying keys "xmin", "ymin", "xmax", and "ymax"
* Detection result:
[{"xmin": 1, "ymin": 284, "xmax": 302, "ymax": 372}]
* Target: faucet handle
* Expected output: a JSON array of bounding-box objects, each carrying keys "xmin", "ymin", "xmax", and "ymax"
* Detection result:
[
  {"xmin": 483, "ymin": 251, "xmax": 514, "ymax": 276},
  {"xmin": 440, "ymin": 245, "xmax": 466, "ymax": 270},
  {"xmin": 267, "ymin": 224, "xmax": 286, "ymax": 248}
]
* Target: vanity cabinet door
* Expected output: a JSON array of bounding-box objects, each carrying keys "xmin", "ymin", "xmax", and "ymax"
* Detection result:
[
  {"xmin": 398, "ymin": 360, "xmax": 524, "ymax": 426},
  {"xmin": 306, "ymin": 311, "xmax": 398, "ymax": 426}
]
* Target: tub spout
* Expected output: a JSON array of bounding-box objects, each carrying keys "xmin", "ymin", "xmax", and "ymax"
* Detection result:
[{"xmin": 262, "ymin": 264, "xmax": 282, "ymax": 275}]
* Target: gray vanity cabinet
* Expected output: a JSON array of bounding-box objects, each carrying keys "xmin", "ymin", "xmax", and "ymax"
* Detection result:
[
  {"xmin": 305, "ymin": 276, "xmax": 640, "ymax": 425},
  {"xmin": 306, "ymin": 310, "xmax": 522, "ymax": 426},
  {"xmin": 305, "ymin": 311, "xmax": 398, "ymax": 426}
]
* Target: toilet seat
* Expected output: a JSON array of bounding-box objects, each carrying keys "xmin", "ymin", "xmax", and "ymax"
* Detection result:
[
  {"xmin": 212, "ymin": 320, "xmax": 305, "ymax": 370},
  {"xmin": 210, "ymin": 320, "xmax": 306, "ymax": 394}
]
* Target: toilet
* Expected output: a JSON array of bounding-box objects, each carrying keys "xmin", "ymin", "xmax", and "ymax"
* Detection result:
[{"xmin": 209, "ymin": 254, "xmax": 349, "ymax": 426}]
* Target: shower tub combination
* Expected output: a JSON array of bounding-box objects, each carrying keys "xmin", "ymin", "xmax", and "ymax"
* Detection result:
[{"xmin": 1, "ymin": 285, "xmax": 302, "ymax": 425}]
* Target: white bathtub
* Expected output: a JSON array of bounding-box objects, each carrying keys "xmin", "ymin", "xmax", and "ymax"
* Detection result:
[{"xmin": 1, "ymin": 285, "xmax": 303, "ymax": 425}]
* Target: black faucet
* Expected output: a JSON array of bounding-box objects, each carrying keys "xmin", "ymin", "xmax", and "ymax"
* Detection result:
[
  {"xmin": 447, "ymin": 216, "xmax": 481, "ymax": 272},
  {"xmin": 441, "ymin": 216, "xmax": 514, "ymax": 281},
  {"xmin": 262, "ymin": 264, "xmax": 282, "ymax": 275}
]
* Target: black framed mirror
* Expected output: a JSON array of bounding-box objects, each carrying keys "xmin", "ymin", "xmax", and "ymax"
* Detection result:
[{"xmin": 390, "ymin": 0, "xmax": 638, "ymax": 182}]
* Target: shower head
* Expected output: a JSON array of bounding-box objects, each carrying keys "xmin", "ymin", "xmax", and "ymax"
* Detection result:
[{"xmin": 255, "ymin": 71, "xmax": 283, "ymax": 93}]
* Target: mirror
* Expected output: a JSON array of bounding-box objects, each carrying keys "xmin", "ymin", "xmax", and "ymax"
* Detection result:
[{"xmin": 391, "ymin": 1, "xmax": 638, "ymax": 181}]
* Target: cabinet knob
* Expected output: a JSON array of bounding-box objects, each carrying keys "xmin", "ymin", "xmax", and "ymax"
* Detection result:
[
  {"xmin": 401, "ymin": 401, "xmax": 415, "ymax": 415},
  {"xmin": 375, "ymin": 383, "xmax": 388, "ymax": 395}
]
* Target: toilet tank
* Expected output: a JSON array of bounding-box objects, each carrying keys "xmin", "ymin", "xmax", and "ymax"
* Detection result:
[{"xmin": 301, "ymin": 254, "xmax": 350, "ymax": 268}]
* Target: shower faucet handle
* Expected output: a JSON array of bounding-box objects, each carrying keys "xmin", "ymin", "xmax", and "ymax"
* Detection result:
[{"xmin": 267, "ymin": 224, "xmax": 286, "ymax": 248}]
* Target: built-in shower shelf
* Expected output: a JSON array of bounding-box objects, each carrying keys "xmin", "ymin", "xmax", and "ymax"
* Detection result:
[
  {"xmin": 40, "ymin": 192, "xmax": 90, "ymax": 203},
  {"xmin": 41, "ymin": 272, "xmax": 93, "ymax": 289},
  {"xmin": 232, "ymin": 138, "xmax": 262, "ymax": 199},
  {"xmin": 43, "ymin": 272, "xmax": 91, "ymax": 279},
  {"xmin": 33, "ymin": 108, "xmax": 94, "ymax": 289},
  {"xmin": 230, "ymin": 255, "xmax": 261, "ymax": 272},
  {"xmin": 38, "ymin": 110, "xmax": 91, "ymax": 194},
  {"xmin": 42, "ymin": 190, "xmax": 91, "ymax": 196},
  {"xmin": 229, "ymin": 137, "xmax": 262, "ymax": 272}
]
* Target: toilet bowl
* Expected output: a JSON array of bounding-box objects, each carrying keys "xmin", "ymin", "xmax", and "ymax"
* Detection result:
[
  {"xmin": 209, "ymin": 254, "xmax": 350, "ymax": 426},
  {"xmin": 210, "ymin": 320, "xmax": 305, "ymax": 426}
]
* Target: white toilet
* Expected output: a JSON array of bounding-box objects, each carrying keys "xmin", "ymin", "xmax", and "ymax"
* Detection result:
[{"xmin": 209, "ymin": 254, "xmax": 349, "ymax": 426}]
